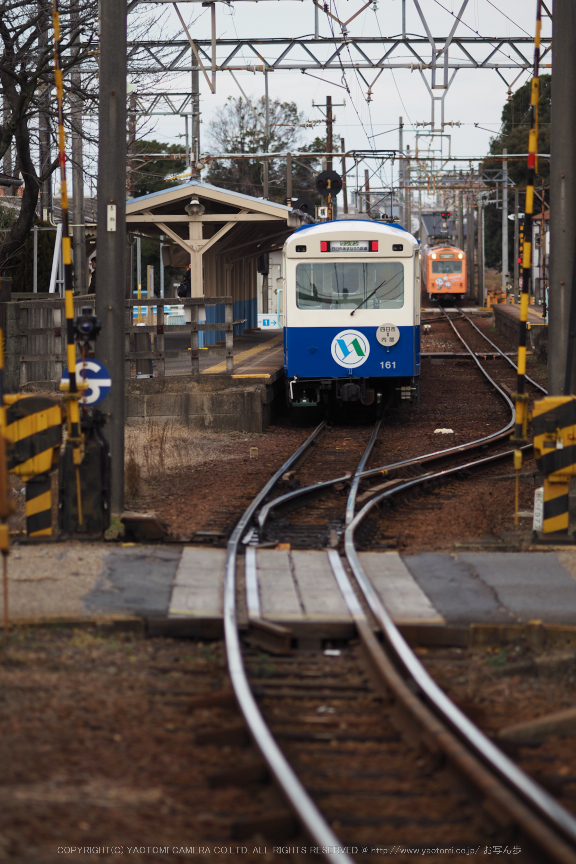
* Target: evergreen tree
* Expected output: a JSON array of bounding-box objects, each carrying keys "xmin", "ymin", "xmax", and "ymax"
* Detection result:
[
  {"xmin": 482, "ymin": 74, "xmax": 551, "ymax": 271},
  {"xmin": 131, "ymin": 139, "xmax": 187, "ymax": 198},
  {"xmin": 205, "ymin": 96, "xmax": 324, "ymax": 205}
]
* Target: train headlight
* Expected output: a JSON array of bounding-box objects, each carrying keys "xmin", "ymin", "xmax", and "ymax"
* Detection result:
[
  {"xmin": 431, "ymin": 252, "xmax": 437, "ymax": 259},
  {"xmin": 458, "ymin": 253, "xmax": 463, "ymax": 259}
]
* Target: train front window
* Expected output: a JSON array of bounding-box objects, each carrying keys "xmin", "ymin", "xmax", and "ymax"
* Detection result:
[
  {"xmin": 432, "ymin": 260, "xmax": 462, "ymax": 274},
  {"xmin": 295, "ymin": 261, "xmax": 404, "ymax": 310}
]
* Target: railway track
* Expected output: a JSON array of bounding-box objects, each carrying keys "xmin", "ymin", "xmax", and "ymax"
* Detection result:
[
  {"xmin": 215, "ymin": 349, "xmax": 576, "ymax": 860},
  {"xmin": 442, "ymin": 307, "xmax": 547, "ymax": 397}
]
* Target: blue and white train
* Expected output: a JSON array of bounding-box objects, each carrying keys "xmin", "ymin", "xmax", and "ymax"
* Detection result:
[{"xmin": 283, "ymin": 220, "xmax": 421, "ymax": 411}]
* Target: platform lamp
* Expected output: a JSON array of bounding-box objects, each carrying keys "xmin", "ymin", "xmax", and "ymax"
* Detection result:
[{"xmin": 185, "ymin": 196, "xmax": 205, "ymax": 216}]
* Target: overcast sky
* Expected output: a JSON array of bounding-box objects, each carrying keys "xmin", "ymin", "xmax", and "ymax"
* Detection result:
[{"xmin": 128, "ymin": 0, "xmax": 551, "ymax": 195}]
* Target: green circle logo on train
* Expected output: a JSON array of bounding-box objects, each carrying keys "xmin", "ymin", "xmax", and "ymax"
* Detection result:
[{"xmin": 331, "ymin": 330, "xmax": 370, "ymax": 369}]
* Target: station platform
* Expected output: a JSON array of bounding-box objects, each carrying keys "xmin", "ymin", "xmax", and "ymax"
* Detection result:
[
  {"xmin": 126, "ymin": 329, "xmax": 285, "ymax": 433},
  {"xmin": 5, "ymin": 544, "xmax": 576, "ymax": 647},
  {"xmin": 492, "ymin": 301, "xmax": 548, "ymax": 360}
]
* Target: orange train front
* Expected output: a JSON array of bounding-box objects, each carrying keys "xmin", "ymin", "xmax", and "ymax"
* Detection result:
[{"xmin": 422, "ymin": 245, "xmax": 467, "ymax": 303}]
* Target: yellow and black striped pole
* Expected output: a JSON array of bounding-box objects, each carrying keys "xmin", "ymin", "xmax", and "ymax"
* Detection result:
[
  {"xmin": 0, "ymin": 311, "xmax": 10, "ymax": 637},
  {"xmin": 52, "ymin": 0, "xmax": 84, "ymax": 525},
  {"xmin": 512, "ymin": 0, "xmax": 541, "ymax": 522}
]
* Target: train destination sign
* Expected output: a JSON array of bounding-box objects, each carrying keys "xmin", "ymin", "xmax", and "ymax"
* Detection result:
[
  {"xmin": 376, "ymin": 323, "xmax": 400, "ymax": 347},
  {"xmin": 329, "ymin": 240, "xmax": 369, "ymax": 252}
]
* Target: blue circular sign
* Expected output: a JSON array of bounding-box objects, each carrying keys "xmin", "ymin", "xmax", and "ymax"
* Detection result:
[{"xmin": 61, "ymin": 360, "xmax": 112, "ymax": 406}]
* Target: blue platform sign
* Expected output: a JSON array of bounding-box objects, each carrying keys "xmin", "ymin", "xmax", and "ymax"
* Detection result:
[{"xmin": 61, "ymin": 360, "xmax": 112, "ymax": 406}]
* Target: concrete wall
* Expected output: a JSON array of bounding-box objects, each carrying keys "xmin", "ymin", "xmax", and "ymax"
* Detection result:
[
  {"xmin": 126, "ymin": 375, "xmax": 279, "ymax": 432},
  {"xmin": 493, "ymin": 305, "xmax": 548, "ymax": 363}
]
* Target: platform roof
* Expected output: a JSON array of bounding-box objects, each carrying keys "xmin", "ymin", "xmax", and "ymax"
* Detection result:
[{"xmin": 126, "ymin": 180, "xmax": 308, "ymax": 266}]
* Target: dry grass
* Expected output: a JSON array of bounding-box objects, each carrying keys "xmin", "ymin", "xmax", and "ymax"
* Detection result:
[
  {"xmin": 124, "ymin": 420, "xmax": 263, "ymax": 494},
  {"xmin": 484, "ymin": 268, "xmax": 503, "ymax": 291}
]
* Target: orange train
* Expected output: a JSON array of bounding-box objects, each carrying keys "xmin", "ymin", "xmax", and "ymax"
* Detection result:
[{"xmin": 422, "ymin": 245, "xmax": 467, "ymax": 302}]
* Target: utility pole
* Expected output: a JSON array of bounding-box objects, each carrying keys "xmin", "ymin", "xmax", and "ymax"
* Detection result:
[
  {"xmin": 398, "ymin": 116, "xmax": 404, "ymax": 226},
  {"xmin": 127, "ymin": 89, "xmax": 137, "ymax": 197},
  {"xmin": 38, "ymin": 0, "xmax": 52, "ymax": 221},
  {"xmin": 502, "ymin": 148, "xmax": 508, "ymax": 290},
  {"xmin": 405, "ymin": 145, "xmax": 411, "ymax": 232},
  {"xmin": 326, "ymin": 95, "xmax": 333, "ymax": 171},
  {"xmin": 466, "ymin": 192, "xmax": 475, "ymax": 299},
  {"xmin": 191, "ymin": 51, "xmax": 200, "ymax": 177},
  {"xmin": 549, "ymin": 0, "xmax": 576, "ymax": 393},
  {"xmin": 365, "ymin": 169, "xmax": 371, "ymax": 217},
  {"xmin": 340, "ymin": 137, "xmax": 348, "ymax": 214},
  {"xmin": 457, "ymin": 190, "xmax": 464, "ymax": 249},
  {"xmin": 513, "ymin": 187, "xmax": 520, "ymax": 302},
  {"xmin": 263, "ymin": 70, "xmax": 270, "ymax": 198},
  {"xmin": 71, "ymin": 0, "xmax": 87, "ymax": 295},
  {"xmin": 95, "ymin": 0, "xmax": 127, "ymax": 514},
  {"xmin": 477, "ymin": 197, "xmax": 485, "ymax": 307},
  {"xmin": 312, "ymin": 97, "xmax": 344, "ymax": 169},
  {"xmin": 286, "ymin": 152, "xmax": 292, "ymax": 206}
]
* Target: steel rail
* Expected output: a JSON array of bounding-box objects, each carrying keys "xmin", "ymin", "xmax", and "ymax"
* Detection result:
[
  {"xmin": 455, "ymin": 307, "xmax": 548, "ymax": 394},
  {"xmin": 359, "ymin": 314, "xmax": 518, "ymax": 481},
  {"xmin": 343, "ymin": 448, "xmax": 576, "ymax": 861},
  {"xmin": 223, "ymin": 419, "xmax": 355, "ymax": 863},
  {"xmin": 259, "ymin": 317, "xmax": 524, "ymax": 531},
  {"xmin": 257, "ymin": 472, "xmax": 351, "ymax": 531},
  {"xmin": 345, "ymin": 419, "xmax": 382, "ymax": 526}
]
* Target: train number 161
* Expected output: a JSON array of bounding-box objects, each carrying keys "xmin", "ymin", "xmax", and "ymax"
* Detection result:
[{"xmin": 380, "ymin": 361, "xmax": 396, "ymax": 369}]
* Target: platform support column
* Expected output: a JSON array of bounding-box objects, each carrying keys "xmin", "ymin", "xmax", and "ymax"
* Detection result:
[
  {"xmin": 190, "ymin": 303, "xmax": 199, "ymax": 375},
  {"xmin": 188, "ymin": 218, "xmax": 203, "ymax": 298},
  {"xmin": 225, "ymin": 301, "xmax": 233, "ymax": 373}
]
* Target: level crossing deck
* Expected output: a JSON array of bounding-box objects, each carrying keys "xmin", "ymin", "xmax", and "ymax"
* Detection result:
[{"xmin": 5, "ymin": 544, "xmax": 576, "ymax": 642}]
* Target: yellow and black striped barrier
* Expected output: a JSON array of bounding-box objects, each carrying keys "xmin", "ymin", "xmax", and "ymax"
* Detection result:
[
  {"xmin": 532, "ymin": 396, "xmax": 576, "ymax": 534},
  {"xmin": 0, "ymin": 395, "xmax": 62, "ymax": 537}
]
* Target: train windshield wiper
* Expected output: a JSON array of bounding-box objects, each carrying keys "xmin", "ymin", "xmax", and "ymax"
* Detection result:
[{"xmin": 350, "ymin": 279, "xmax": 387, "ymax": 316}]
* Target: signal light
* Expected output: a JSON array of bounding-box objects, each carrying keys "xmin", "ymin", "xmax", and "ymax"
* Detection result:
[
  {"xmin": 441, "ymin": 212, "xmax": 451, "ymax": 219},
  {"xmin": 320, "ymin": 241, "xmax": 329, "ymax": 252}
]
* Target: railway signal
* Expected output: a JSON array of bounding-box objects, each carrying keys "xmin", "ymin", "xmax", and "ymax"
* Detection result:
[
  {"xmin": 315, "ymin": 170, "xmax": 343, "ymax": 198},
  {"xmin": 315, "ymin": 170, "xmax": 342, "ymax": 221}
]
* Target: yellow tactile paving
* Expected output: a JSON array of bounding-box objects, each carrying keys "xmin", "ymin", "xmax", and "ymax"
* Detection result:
[{"xmin": 202, "ymin": 333, "xmax": 283, "ymax": 374}]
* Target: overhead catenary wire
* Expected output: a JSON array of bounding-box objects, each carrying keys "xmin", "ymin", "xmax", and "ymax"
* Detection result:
[{"xmin": 431, "ymin": 0, "xmax": 540, "ymax": 68}]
